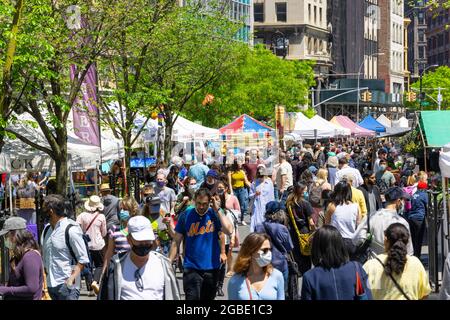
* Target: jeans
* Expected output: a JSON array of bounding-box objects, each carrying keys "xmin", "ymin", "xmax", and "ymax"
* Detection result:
[
  {"xmin": 183, "ymin": 268, "xmax": 219, "ymax": 300},
  {"xmin": 234, "ymin": 187, "xmax": 248, "ymax": 222},
  {"xmin": 48, "ymin": 283, "xmax": 80, "ymax": 300}
]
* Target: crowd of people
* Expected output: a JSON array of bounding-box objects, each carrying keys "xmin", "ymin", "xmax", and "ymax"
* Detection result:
[{"xmin": 1, "ymin": 138, "xmax": 450, "ymax": 301}]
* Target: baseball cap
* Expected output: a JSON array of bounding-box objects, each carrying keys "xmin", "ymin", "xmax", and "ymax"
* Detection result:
[
  {"xmin": 0, "ymin": 217, "xmax": 27, "ymax": 237},
  {"xmin": 265, "ymin": 201, "xmax": 285, "ymax": 215},
  {"xmin": 127, "ymin": 216, "xmax": 155, "ymax": 241},
  {"xmin": 206, "ymin": 170, "xmax": 219, "ymax": 179},
  {"xmin": 385, "ymin": 187, "xmax": 412, "ymax": 202}
]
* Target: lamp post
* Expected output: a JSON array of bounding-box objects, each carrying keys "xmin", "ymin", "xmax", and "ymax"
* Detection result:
[
  {"xmin": 419, "ymin": 64, "xmax": 438, "ymax": 109},
  {"xmin": 271, "ymin": 30, "xmax": 287, "ymax": 59},
  {"xmin": 356, "ymin": 52, "xmax": 384, "ymax": 122}
]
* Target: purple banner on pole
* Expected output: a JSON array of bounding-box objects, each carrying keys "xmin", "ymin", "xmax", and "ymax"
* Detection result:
[{"xmin": 71, "ymin": 64, "xmax": 100, "ymax": 146}]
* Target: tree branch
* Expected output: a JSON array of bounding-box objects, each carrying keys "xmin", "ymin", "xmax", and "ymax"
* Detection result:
[{"xmin": 5, "ymin": 128, "xmax": 53, "ymax": 156}]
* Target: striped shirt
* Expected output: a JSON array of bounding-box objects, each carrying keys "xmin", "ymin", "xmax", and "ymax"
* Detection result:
[{"xmin": 108, "ymin": 225, "xmax": 131, "ymax": 255}]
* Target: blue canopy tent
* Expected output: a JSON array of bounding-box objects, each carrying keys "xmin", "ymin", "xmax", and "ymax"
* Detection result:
[{"xmin": 358, "ymin": 115, "xmax": 386, "ymax": 133}]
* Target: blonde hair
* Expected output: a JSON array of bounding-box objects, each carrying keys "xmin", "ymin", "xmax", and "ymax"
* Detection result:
[
  {"xmin": 418, "ymin": 171, "xmax": 428, "ymax": 182},
  {"xmin": 120, "ymin": 196, "xmax": 139, "ymax": 216},
  {"xmin": 407, "ymin": 175, "xmax": 417, "ymax": 187},
  {"xmin": 317, "ymin": 168, "xmax": 328, "ymax": 181}
]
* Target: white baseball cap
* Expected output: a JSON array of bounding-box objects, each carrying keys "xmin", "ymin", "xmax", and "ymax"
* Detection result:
[{"xmin": 127, "ymin": 216, "xmax": 155, "ymax": 241}]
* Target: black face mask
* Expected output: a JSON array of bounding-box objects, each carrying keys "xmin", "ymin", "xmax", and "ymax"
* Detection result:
[{"xmin": 132, "ymin": 245, "xmax": 152, "ymax": 257}]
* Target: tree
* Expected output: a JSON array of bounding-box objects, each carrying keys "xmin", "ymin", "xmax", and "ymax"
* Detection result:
[
  {"xmin": 183, "ymin": 44, "xmax": 316, "ymax": 128},
  {"xmin": 3, "ymin": 0, "xmax": 130, "ymax": 195},
  {"xmin": 99, "ymin": 1, "xmax": 242, "ymax": 167},
  {"xmin": 411, "ymin": 66, "xmax": 450, "ymax": 110}
]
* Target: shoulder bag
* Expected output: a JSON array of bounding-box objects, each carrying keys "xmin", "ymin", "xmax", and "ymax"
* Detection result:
[
  {"xmin": 287, "ymin": 203, "xmax": 313, "ymax": 256},
  {"xmin": 353, "ymin": 262, "xmax": 368, "ymax": 300}
]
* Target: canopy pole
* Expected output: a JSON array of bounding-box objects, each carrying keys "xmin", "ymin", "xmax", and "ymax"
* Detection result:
[
  {"xmin": 94, "ymin": 160, "xmax": 99, "ymax": 195},
  {"xmin": 9, "ymin": 174, "xmax": 13, "ymax": 216}
]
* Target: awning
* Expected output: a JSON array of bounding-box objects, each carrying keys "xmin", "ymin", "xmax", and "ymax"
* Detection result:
[
  {"xmin": 358, "ymin": 115, "xmax": 386, "ymax": 133},
  {"xmin": 419, "ymin": 111, "xmax": 450, "ymax": 148}
]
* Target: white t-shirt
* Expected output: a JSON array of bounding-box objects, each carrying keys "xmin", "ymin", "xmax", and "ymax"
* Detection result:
[
  {"xmin": 276, "ymin": 161, "xmax": 293, "ymax": 190},
  {"xmin": 120, "ymin": 252, "xmax": 165, "ymax": 300}
]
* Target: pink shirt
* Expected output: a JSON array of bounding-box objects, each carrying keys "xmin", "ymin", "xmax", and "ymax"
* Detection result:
[
  {"xmin": 76, "ymin": 211, "xmax": 107, "ymax": 251},
  {"xmin": 226, "ymin": 195, "xmax": 241, "ymax": 212}
]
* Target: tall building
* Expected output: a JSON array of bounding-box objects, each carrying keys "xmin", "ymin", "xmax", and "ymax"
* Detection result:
[
  {"xmin": 427, "ymin": 3, "xmax": 450, "ymax": 66},
  {"xmin": 327, "ymin": 0, "xmax": 380, "ymax": 80},
  {"xmin": 252, "ymin": 0, "xmax": 332, "ymax": 76},
  {"xmin": 378, "ymin": 0, "xmax": 405, "ymax": 97},
  {"xmin": 406, "ymin": 1, "xmax": 428, "ymax": 81},
  {"xmin": 230, "ymin": 0, "xmax": 253, "ymax": 44}
]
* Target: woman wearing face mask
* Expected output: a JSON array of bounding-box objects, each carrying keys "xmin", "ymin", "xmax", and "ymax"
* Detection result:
[
  {"xmin": 100, "ymin": 196, "xmax": 139, "ymax": 284},
  {"xmin": 174, "ymin": 176, "xmax": 197, "ymax": 217},
  {"xmin": 216, "ymin": 180, "xmax": 240, "ymax": 278},
  {"xmin": 0, "ymin": 217, "xmax": 44, "ymax": 300},
  {"xmin": 228, "ymin": 233, "xmax": 284, "ymax": 300},
  {"xmin": 249, "ymin": 165, "xmax": 274, "ymax": 233},
  {"xmin": 285, "ymin": 182, "xmax": 315, "ymax": 275}
]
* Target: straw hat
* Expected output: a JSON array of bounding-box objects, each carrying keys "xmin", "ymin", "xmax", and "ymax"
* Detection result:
[
  {"xmin": 85, "ymin": 195, "xmax": 104, "ymax": 212},
  {"xmin": 99, "ymin": 183, "xmax": 111, "ymax": 192}
]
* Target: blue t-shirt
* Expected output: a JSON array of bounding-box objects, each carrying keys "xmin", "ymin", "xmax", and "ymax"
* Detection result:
[
  {"xmin": 228, "ymin": 269, "xmax": 285, "ymax": 300},
  {"xmin": 175, "ymin": 207, "xmax": 222, "ymax": 270},
  {"xmin": 188, "ymin": 163, "xmax": 209, "ymax": 187}
]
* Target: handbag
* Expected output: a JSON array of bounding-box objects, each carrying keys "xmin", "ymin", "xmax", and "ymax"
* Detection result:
[
  {"xmin": 287, "ymin": 203, "xmax": 313, "ymax": 256},
  {"xmin": 354, "ymin": 262, "xmax": 368, "ymax": 300}
]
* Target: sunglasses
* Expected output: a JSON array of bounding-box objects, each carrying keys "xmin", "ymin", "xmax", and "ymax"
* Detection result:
[{"xmin": 135, "ymin": 268, "xmax": 144, "ymax": 292}]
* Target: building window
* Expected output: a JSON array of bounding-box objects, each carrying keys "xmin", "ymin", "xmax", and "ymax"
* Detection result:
[
  {"xmin": 254, "ymin": 3, "xmax": 264, "ymax": 22},
  {"xmin": 314, "ymin": 5, "xmax": 317, "ymax": 24},
  {"xmin": 308, "ymin": 4, "xmax": 311, "ymax": 23},
  {"xmin": 275, "ymin": 2, "xmax": 287, "ymax": 22},
  {"xmin": 319, "ymin": 7, "xmax": 322, "ymax": 25}
]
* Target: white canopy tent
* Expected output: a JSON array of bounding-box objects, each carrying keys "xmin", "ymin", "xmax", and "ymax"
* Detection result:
[
  {"xmin": 291, "ymin": 113, "xmax": 346, "ymax": 139},
  {"xmin": 376, "ymin": 114, "xmax": 392, "ymax": 128},
  {"xmin": 3, "ymin": 112, "xmax": 124, "ymax": 173},
  {"xmin": 392, "ymin": 116, "xmax": 409, "ymax": 128},
  {"xmin": 310, "ymin": 115, "xmax": 351, "ymax": 136},
  {"xmin": 171, "ymin": 114, "xmax": 219, "ymax": 142}
]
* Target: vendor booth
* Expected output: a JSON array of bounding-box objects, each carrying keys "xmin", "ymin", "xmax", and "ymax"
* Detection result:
[{"xmin": 330, "ymin": 115, "xmax": 376, "ymax": 137}]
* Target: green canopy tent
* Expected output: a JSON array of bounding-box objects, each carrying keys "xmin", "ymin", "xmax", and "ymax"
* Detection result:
[{"xmin": 418, "ymin": 111, "xmax": 450, "ymax": 148}]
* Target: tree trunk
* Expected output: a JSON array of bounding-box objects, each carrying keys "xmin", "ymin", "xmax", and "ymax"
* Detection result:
[
  {"xmin": 124, "ymin": 133, "xmax": 132, "ymax": 196},
  {"xmin": 164, "ymin": 114, "xmax": 174, "ymax": 165},
  {"xmin": 55, "ymin": 145, "xmax": 68, "ymax": 196}
]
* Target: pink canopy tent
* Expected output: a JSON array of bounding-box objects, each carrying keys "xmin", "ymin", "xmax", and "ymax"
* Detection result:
[{"xmin": 330, "ymin": 115, "xmax": 375, "ymax": 137}]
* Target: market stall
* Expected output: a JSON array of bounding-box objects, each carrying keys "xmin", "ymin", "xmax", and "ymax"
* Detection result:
[
  {"xmin": 358, "ymin": 115, "xmax": 386, "ymax": 133},
  {"xmin": 330, "ymin": 115, "xmax": 376, "ymax": 137}
]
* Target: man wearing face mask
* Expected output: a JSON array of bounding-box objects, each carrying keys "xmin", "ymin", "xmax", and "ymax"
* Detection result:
[
  {"xmin": 98, "ymin": 216, "xmax": 180, "ymax": 300},
  {"xmin": 154, "ymin": 173, "xmax": 177, "ymax": 215},
  {"xmin": 169, "ymin": 188, "xmax": 233, "ymax": 300},
  {"xmin": 352, "ymin": 187, "xmax": 414, "ymax": 256},
  {"xmin": 199, "ymin": 170, "xmax": 219, "ymax": 195},
  {"xmin": 41, "ymin": 194, "xmax": 90, "ymax": 300}
]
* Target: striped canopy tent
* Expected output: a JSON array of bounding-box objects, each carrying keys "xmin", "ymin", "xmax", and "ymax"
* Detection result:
[
  {"xmin": 219, "ymin": 114, "xmax": 273, "ymax": 134},
  {"xmin": 330, "ymin": 115, "xmax": 376, "ymax": 137}
]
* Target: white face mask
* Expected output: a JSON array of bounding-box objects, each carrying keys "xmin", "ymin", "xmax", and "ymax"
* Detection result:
[
  {"xmin": 5, "ymin": 238, "xmax": 15, "ymax": 250},
  {"xmin": 255, "ymin": 250, "xmax": 272, "ymax": 267}
]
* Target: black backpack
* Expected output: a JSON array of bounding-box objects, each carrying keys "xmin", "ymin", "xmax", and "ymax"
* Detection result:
[{"xmin": 43, "ymin": 222, "xmax": 93, "ymax": 274}]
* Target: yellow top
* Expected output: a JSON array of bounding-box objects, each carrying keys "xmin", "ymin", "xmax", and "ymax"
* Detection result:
[
  {"xmin": 351, "ymin": 187, "xmax": 367, "ymax": 218},
  {"xmin": 230, "ymin": 170, "xmax": 245, "ymax": 189},
  {"xmin": 363, "ymin": 254, "xmax": 431, "ymax": 300}
]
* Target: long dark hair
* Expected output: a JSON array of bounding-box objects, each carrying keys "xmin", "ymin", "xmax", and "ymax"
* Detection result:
[
  {"xmin": 10, "ymin": 229, "xmax": 39, "ymax": 264},
  {"xmin": 311, "ymin": 225, "xmax": 349, "ymax": 269},
  {"xmin": 331, "ymin": 181, "xmax": 352, "ymax": 206},
  {"xmin": 384, "ymin": 223, "xmax": 409, "ymax": 275},
  {"xmin": 293, "ymin": 181, "xmax": 308, "ymax": 200},
  {"xmin": 231, "ymin": 159, "xmax": 240, "ymax": 172}
]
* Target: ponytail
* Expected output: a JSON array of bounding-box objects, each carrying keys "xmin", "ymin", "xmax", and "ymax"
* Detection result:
[{"xmin": 384, "ymin": 223, "xmax": 409, "ymax": 275}]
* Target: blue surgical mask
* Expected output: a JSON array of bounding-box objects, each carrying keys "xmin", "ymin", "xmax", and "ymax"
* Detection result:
[
  {"xmin": 303, "ymin": 191, "xmax": 309, "ymax": 200},
  {"xmin": 119, "ymin": 210, "xmax": 130, "ymax": 221}
]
